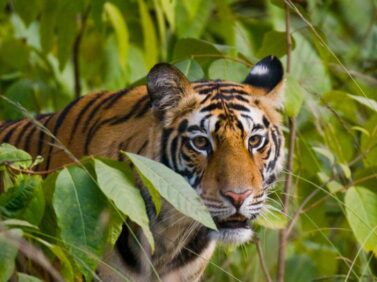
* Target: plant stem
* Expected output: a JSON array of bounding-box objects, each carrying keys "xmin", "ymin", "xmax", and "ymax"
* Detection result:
[
  {"xmin": 277, "ymin": 2, "xmax": 296, "ymax": 282},
  {"xmin": 255, "ymin": 236, "xmax": 273, "ymax": 282},
  {"xmin": 73, "ymin": 7, "xmax": 90, "ymax": 99}
]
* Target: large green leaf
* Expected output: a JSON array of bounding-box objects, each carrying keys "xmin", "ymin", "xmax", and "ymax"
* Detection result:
[
  {"xmin": 256, "ymin": 31, "xmax": 294, "ymax": 58},
  {"xmin": 175, "ymin": 59, "xmax": 204, "ymax": 81},
  {"xmin": 53, "ymin": 166, "xmax": 109, "ymax": 279},
  {"xmin": 173, "ymin": 38, "xmax": 221, "ymax": 63},
  {"xmin": 124, "ymin": 152, "xmax": 217, "ymax": 230},
  {"xmin": 291, "ymin": 33, "xmax": 331, "ymax": 95},
  {"xmin": 208, "ymin": 59, "xmax": 249, "ymax": 82},
  {"xmin": 345, "ymin": 186, "xmax": 377, "ymax": 255},
  {"xmin": 94, "ymin": 158, "xmax": 154, "ymax": 250},
  {"xmin": 0, "ymin": 228, "xmax": 22, "ymax": 282}
]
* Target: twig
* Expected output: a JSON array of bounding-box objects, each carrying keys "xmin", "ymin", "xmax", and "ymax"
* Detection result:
[
  {"xmin": 4, "ymin": 161, "xmax": 63, "ymax": 175},
  {"xmin": 254, "ymin": 236, "xmax": 273, "ymax": 282},
  {"xmin": 73, "ymin": 6, "xmax": 91, "ymax": 99},
  {"xmin": 277, "ymin": 3, "xmax": 296, "ymax": 282}
]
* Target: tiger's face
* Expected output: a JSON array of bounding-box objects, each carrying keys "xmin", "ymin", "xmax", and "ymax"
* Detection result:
[{"xmin": 148, "ymin": 56, "xmax": 285, "ymax": 244}]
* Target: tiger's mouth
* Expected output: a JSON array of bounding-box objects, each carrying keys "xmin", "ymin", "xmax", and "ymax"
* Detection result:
[{"xmin": 215, "ymin": 214, "xmax": 255, "ymax": 230}]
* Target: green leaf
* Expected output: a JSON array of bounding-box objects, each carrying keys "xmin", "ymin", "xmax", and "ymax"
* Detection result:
[
  {"xmin": 53, "ymin": 166, "xmax": 109, "ymax": 280},
  {"xmin": 0, "ymin": 175, "xmax": 44, "ymax": 225},
  {"xmin": 137, "ymin": 0, "xmax": 158, "ymax": 68},
  {"xmin": 173, "ymin": 38, "xmax": 221, "ymax": 63},
  {"xmin": 0, "ymin": 228, "xmax": 22, "ymax": 282},
  {"xmin": 2, "ymin": 79, "xmax": 39, "ymax": 120},
  {"xmin": 285, "ymin": 255, "xmax": 318, "ymax": 282},
  {"xmin": 255, "ymin": 208, "xmax": 287, "ymax": 229},
  {"xmin": 348, "ymin": 94, "xmax": 377, "ymax": 112},
  {"xmin": 94, "ymin": 158, "xmax": 154, "ymax": 250},
  {"xmin": 176, "ymin": 0, "xmax": 212, "ymax": 38},
  {"xmin": 0, "ymin": 143, "xmax": 33, "ymax": 168},
  {"xmin": 256, "ymin": 31, "xmax": 294, "ymax": 58},
  {"xmin": 291, "ymin": 33, "xmax": 331, "ymax": 94},
  {"xmin": 40, "ymin": 0, "xmax": 59, "ymax": 53},
  {"xmin": 56, "ymin": 1, "xmax": 82, "ymax": 68},
  {"xmin": 160, "ymin": 0, "xmax": 176, "ymax": 30},
  {"xmin": 175, "ymin": 59, "xmax": 204, "ymax": 81},
  {"xmin": 208, "ymin": 59, "xmax": 249, "ymax": 82},
  {"xmin": 124, "ymin": 152, "xmax": 217, "ymax": 230},
  {"xmin": 312, "ymin": 146, "xmax": 335, "ymax": 165},
  {"xmin": 13, "ymin": 0, "xmax": 43, "ymax": 26},
  {"xmin": 104, "ymin": 2, "xmax": 129, "ymax": 72},
  {"xmin": 18, "ymin": 273, "xmax": 43, "ymax": 282},
  {"xmin": 345, "ymin": 186, "xmax": 377, "ymax": 255},
  {"xmin": 284, "ymin": 75, "xmax": 305, "ymax": 117}
]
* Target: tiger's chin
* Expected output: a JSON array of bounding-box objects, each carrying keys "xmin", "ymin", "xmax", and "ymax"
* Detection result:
[
  {"xmin": 209, "ymin": 227, "xmax": 253, "ymax": 245},
  {"xmin": 209, "ymin": 218, "xmax": 253, "ymax": 244}
]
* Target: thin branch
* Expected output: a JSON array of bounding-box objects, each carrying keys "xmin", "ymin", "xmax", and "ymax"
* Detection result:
[
  {"xmin": 254, "ymin": 236, "xmax": 273, "ymax": 282},
  {"xmin": 277, "ymin": 3, "xmax": 296, "ymax": 282},
  {"xmin": 73, "ymin": 6, "xmax": 91, "ymax": 99}
]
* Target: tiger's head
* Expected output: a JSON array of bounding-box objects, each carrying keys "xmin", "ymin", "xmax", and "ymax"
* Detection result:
[{"xmin": 147, "ymin": 56, "xmax": 285, "ymax": 244}]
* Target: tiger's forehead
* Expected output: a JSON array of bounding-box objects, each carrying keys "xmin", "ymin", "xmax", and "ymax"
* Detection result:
[{"xmin": 187, "ymin": 81, "xmax": 268, "ymax": 134}]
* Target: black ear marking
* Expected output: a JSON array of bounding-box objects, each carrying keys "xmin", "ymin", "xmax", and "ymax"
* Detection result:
[
  {"xmin": 243, "ymin": 56, "xmax": 284, "ymax": 93},
  {"xmin": 147, "ymin": 63, "xmax": 190, "ymax": 115}
]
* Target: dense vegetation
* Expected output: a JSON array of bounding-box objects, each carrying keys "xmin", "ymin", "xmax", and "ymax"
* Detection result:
[{"xmin": 0, "ymin": 0, "xmax": 376, "ymax": 281}]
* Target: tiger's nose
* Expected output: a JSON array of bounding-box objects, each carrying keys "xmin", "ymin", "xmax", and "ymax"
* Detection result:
[{"xmin": 221, "ymin": 190, "xmax": 252, "ymax": 208}]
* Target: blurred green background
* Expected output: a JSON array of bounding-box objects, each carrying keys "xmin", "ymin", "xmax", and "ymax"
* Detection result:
[{"xmin": 0, "ymin": 0, "xmax": 377, "ymax": 281}]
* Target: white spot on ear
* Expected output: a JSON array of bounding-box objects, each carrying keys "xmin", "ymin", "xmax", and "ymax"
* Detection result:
[{"xmin": 250, "ymin": 64, "xmax": 269, "ymax": 76}]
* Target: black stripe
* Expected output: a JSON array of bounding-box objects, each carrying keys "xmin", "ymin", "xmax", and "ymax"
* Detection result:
[
  {"xmin": 69, "ymin": 94, "xmax": 99, "ymax": 142},
  {"xmin": 228, "ymin": 103, "xmax": 250, "ymax": 112},
  {"xmin": 170, "ymin": 136, "xmax": 178, "ymax": 170},
  {"xmin": 24, "ymin": 125, "xmax": 37, "ymax": 153},
  {"xmin": 81, "ymin": 94, "xmax": 109, "ymax": 134},
  {"xmin": 103, "ymin": 88, "xmax": 131, "ymax": 110},
  {"xmin": 109, "ymin": 96, "xmax": 149, "ymax": 125},
  {"xmin": 2, "ymin": 122, "xmax": 19, "ymax": 143},
  {"xmin": 14, "ymin": 120, "xmax": 32, "ymax": 147},
  {"xmin": 160, "ymin": 128, "xmax": 173, "ymax": 167},
  {"xmin": 136, "ymin": 140, "xmax": 149, "ymax": 154},
  {"xmin": 169, "ymin": 227, "xmax": 210, "ymax": 270},
  {"xmin": 219, "ymin": 88, "xmax": 249, "ymax": 95},
  {"xmin": 200, "ymin": 114, "xmax": 212, "ymax": 129},
  {"xmin": 200, "ymin": 103, "xmax": 223, "ymax": 112},
  {"xmin": 46, "ymin": 97, "xmax": 82, "ymax": 169},
  {"xmin": 36, "ymin": 115, "xmax": 54, "ymax": 158},
  {"xmin": 116, "ymin": 224, "xmax": 141, "ymax": 273},
  {"xmin": 267, "ymin": 126, "xmax": 281, "ymax": 171}
]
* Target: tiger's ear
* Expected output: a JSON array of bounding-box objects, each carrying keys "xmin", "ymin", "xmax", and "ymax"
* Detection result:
[
  {"xmin": 243, "ymin": 56, "xmax": 284, "ymax": 105},
  {"xmin": 147, "ymin": 63, "xmax": 192, "ymax": 116}
]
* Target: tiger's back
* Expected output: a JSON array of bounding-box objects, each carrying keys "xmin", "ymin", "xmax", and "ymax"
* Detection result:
[{"xmin": 0, "ymin": 86, "xmax": 155, "ymax": 170}]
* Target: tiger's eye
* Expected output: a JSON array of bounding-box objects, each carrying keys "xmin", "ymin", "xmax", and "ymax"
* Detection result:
[
  {"xmin": 249, "ymin": 135, "xmax": 262, "ymax": 148},
  {"xmin": 192, "ymin": 136, "xmax": 211, "ymax": 151}
]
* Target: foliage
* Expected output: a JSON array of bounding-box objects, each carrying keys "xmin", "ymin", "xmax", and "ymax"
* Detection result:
[
  {"xmin": 0, "ymin": 0, "xmax": 376, "ymax": 281},
  {"xmin": 0, "ymin": 144, "xmax": 215, "ymax": 280}
]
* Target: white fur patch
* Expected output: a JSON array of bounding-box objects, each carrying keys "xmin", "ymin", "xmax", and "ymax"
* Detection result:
[
  {"xmin": 250, "ymin": 64, "xmax": 269, "ymax": 76},
  {"xmin": 209, "ymin": 228, "xmax": 253, "ymax": 245}
]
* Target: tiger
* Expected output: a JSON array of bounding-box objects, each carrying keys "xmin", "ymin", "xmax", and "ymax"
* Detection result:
[{"xmin": 0, "ymin": 55, "xmax": 285, "ymax": 281}]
